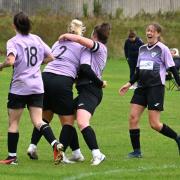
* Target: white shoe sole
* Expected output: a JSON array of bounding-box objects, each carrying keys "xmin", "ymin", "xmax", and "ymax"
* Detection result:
[{"xmin": 91, "ymin": 154, "xmax": 106, "ymax": 166}]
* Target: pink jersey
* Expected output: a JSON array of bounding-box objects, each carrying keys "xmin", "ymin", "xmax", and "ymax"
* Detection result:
[
  {"xmin": 7, "ymin": 33, "xmax": 51, "ymax": 95},
  {"xmin": 44, "ymin": 40, "xmax": 84, "ymax": 79},
  {"xmin": 80, "ymin": 41, "xmax": 107, "ymax": 79}
]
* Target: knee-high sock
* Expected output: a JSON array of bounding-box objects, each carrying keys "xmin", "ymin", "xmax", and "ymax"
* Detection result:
[
  {"xmin": 8, "ymin": 132, "xmax": 19, "ymax": 155},
  {"xmin": 129, "ymin": 129, "xmax": 140, "ymax": 151},
  {"xmin": 31, "ymin": 119, "xmax": 49, "ymax": 145},
  {"xmin": 69, "ymin": 126, "xmax": 80, "ymax": 151},
  {"xmin": 40, "ymin": 124, "xmax": 57, "ymax": 147},
  {"xmin": 59, "ymin": 125, "xmax": 74, "ymax": 152},
  {"xmin": 81, "ymin": 126, "xmax": 99, "ymax": 150},
  {"xmin": 159, "ymin": 124, "xmax": 177, "ymax": 139}
]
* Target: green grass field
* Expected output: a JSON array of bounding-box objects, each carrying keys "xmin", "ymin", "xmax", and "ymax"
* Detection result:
[{"xmin": 0, "ymin": 59, "xmax": 180, "ymax": 180}]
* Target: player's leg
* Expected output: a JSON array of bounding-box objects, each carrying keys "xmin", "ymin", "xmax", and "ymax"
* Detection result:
[
  {"xmin": 57, "ymin": 76, "xmax": 84, "ymax": 163},
  {"xmin": 68, "ymin": 125, "xmax": 84, "ymax": 162},
  {"xmin": 147, "ymin": 85, "xmax": 180, "ymax": 155},
  {"xmin": 27, "ymin": 110, "xmax": 54, "ymax": 160},
  {"xmin": 0, "ymin": 108, "xmax": 23, "ymax": 165},
  {"xmin": 59, "ymin": 115, "xmax": 75, "ymax": 150},
  {"xmin": 58, "ymin": 115, "xmax": 81, "ymax": 163},
  {"xmin": 28, "ymin": 74, "xmax": 55, "ymax": 160},
  {"xmin": 28, "ymin": 93, "xmax": 63, "ymax": 165},
  {"xmin": 29, "ymin": 106, "xmax": 63, "ymax": 164},
  {"xmin": 67, "ymin": 96, "xmax": 84, "ymax": 162},
  {"xmin": 77, "ymin": 109, "xmax": 105, "ymax": 165},
  {"xmin": 128, "ymin": 88, "xmax": 146, "ymax": 158},
  {"xmin": 148, "ymin": 110, "xmax": 180, "ymax": 155},
  {"xmin": 128, "ymin": 103, "xmax": 145, "ymax": 158},
  {"xmin": 0, "ymin": 93, "xmax": 26, "ymax": 165},
  {"xmin": 76, "ymin": 86, "xmax": 105, "ymax": 165}
]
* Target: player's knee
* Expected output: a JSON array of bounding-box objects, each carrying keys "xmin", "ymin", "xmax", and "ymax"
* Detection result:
[
  {"xmin": 8, "ymin": 125, "xmax": 18, "ymax": 133},
  {"xmin": 8, "ymin": 121, "xmax": 19, "ymax": 132},
  {"xmin": 129, "ymin": 114, "xmax": 139, "ymax": 126},
  {"xmin": 34, "ymin": 121, "xmax": 46, "ymax": 130},
  {"xmin": 149, "ymin": 122, "xmax": 161, "ymax": 131},
  {"xmin": 77, "ymin": 121, "xmax": 89, "ymax": 131}
]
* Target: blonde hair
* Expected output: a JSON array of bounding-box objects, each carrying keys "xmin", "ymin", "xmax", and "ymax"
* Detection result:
[
  {"xmin": 170, "ymin": 48, "xmax": 179, "ymax": 57},
  {"xmin": 68, "ymin": 19, "xmax": 86, "ymax": 36}
]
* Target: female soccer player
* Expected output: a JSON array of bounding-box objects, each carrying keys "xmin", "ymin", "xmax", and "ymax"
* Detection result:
[
  {"xmin": 119, "ymin": 23, "xmax": 180, "ymax": 158},
  {"xmin": 0, "ymin": 12, "xmax": 63, "ymax": 165},
  {"xmin": 59, "ymin": 22, "xmax": 111, "ymax": 165},
  {"xmin": 27, "ymin": 19, "xmax": 86, "ymax": 163}
]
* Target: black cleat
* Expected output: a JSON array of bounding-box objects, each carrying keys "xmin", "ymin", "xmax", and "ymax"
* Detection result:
[
  {"xmin": 128, "ymin": 150, "xmax": 142, "ymax": 158},
  {"xmin": 0, "ymin": 156, "xmax": 18, "ymax": 165}
]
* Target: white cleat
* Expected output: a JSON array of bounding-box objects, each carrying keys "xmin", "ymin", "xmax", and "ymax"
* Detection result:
[
  {"xmin": 62, "ymin": 153, "xmax": 75, "ymax": 164},
  {"xmin": 27, "ymin": 145, "xmax": 38, "ymax": 160},
  {"xmin": 69, "ymin": 153, "xmax": 85, "ymax": 162},
  {"xmin": 91, "ymin": 153, "xmax": 106, "ymax": 166}
]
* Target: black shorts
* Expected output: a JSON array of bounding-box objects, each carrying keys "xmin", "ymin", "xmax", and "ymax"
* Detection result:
[
  {"xmin": 42, "ymin": 72, "xmax": 74, "ymax": 115},
  {"xmin": 74, "ymin": 84, "xmax": 103, "ymax": 115},
  {"xmin": 7, "ymin": 93, "xmax": 43, "ymax": 109},
  {"xmin": 130, "ymin": 85, "xmax": 165, "ymax": 111}
]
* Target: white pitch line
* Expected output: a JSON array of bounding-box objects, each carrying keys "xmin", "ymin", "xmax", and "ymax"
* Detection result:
[{"xmin": 62, "ymin": 164, "xmax": 179, "ymax": 180}]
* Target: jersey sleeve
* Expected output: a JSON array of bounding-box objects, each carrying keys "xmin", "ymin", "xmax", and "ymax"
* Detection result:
[
  {"xmin": 80, "ymin": 48, "xmax": 91, "ymax": 65},
  {"xmin": 90, "ymin": 41, "xmax": 107, "ymax": 65},
  {"xmin": 162, "ymin": 46, "xmax": 175, "ymax": 69},
  {"xmin": 6, "ymin": 40, "xmax": 17, "ymax": 57},
  {"xmin": 38, "ymin": 37, "xmax": 52, "ymax": 58},
  {"xmin": 90, "ymin": 41, "xmax": 100, "ymax": 52}
]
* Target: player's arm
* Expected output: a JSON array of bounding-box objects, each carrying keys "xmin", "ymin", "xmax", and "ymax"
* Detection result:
[
  {"xmin": 169, "ymin": 66, "xmax": 180, "ymax": 86},
  {"xmin": 79, "ymin": 64, "xmax": 106, "ymax": 88},
  {"xmin": 59, "ymin": 33, "xmax": 94, "ymax": 49},
  {"xmin": 42, "ymin": 53, "xmax": 54, "ymax": 64},
  {"xmin": 119, "ymin": 67, "xmax": 139, "ymax": 96},
  {"xmin": 129, "ymin": 67, "xmax": 139, "ymax": 85},
  {"xmin": 0, "ymin": 53, "xmax": 15, "ymax": 70},
  {"xmin": 124, "ymin": 41, "xmax": 128, "ymax": 60}
]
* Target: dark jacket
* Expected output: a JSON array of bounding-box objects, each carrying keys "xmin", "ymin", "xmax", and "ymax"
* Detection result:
[{"xmin": 124, "ymin": 37, "xmax": 143, "ymax": 61}]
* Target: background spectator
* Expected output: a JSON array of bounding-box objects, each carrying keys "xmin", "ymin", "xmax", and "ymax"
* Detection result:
[{"xmin": 124, "ymin": 30, "xmax": 144, "ymax": 89}]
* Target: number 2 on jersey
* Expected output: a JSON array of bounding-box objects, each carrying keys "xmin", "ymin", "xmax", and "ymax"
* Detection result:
[{"xmin": 53, "ymin": 46, "xmax": 67, "ymax": 59}]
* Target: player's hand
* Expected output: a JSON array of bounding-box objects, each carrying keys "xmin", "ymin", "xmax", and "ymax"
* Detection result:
[
  {"xmin": 58, "ymin": 35, "xmax": 64, "ymax": 41},
  {"xmin": 119, "ymin": 82, "xmax": 131, "ymax": 96},
  {"xmin": 102, "ymin": 80, "xmax": 107, "ymax": 88},
  {"xmin": 58, "ymin": 34, "xmax": 66, "ymax": 41}
]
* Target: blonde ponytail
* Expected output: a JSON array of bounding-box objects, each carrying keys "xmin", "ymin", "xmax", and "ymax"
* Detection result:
[{"xmin": 68, "ymin": 19, "xmax": 86, "ymax": 36}]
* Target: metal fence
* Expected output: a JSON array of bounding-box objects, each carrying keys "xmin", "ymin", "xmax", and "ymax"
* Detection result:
[{"xmin": 0, "ymin": 0, "xmax": 180, "ymax": 17}]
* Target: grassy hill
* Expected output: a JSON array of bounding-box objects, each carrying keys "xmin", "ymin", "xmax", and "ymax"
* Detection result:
[{"xmin": 0, "ymin": 10, "xmax": 180, "ymax": 59}]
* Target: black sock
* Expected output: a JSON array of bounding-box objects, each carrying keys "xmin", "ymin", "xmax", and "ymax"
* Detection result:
[
  {"xmin": 81, "ymin": 126, "xmax": 98, "ymax": 150},
  {"xmin": 31, "ymin": 119, "xmax": 49, "ymax": 145},
  {"xmin": 69, "ymin": 126, "xmax": 80, "ymax": 151},
  {"xmin": 40, "ymin": 124, "xmax": 56, "ymax": 146},
  {"xmin": 59, "ymin": 125, "xmax": 74, "ymax": 152},
  {"xmin": 8, "ymin": 132, "xmax": 19, "ymax": 155},
  {"xmin": 159, "ymin": 124, "xmax": 177, "ymax": 139},
  {"xmin": 129, "ymin": 129, "xmax": 140, "ymax": 151}
]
